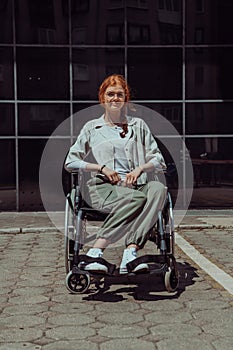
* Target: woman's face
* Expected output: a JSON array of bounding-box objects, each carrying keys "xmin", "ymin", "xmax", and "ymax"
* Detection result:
[{"xmin": 104, "ymin": 84, "xmax": 125, "ymax": 114}]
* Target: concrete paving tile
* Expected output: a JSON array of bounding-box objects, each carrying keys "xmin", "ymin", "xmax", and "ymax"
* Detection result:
[
  {"xmin": 8, "ymin": 295, "xmax": 49, "ymax": 305},
  {"xmin": 49, "ymin": 302, "xmax": 95, "ymax": 313},
  {"xmin": 0, "ymin": 296, "xmax": 9, "ymax": 304},
  {"xmin": 18, "ymin": 274, "xmax": 55, "ymax": 282},
  {"xmin": 11, "ymin": 287, "xmax": 51, "ymax": 297},
  {"xmin": 45, "ymin": 325, "xmax": 96, "ymax": 340},
  {"xmin": 145, "ymin": 310, "xmax": 193, "ymax": 323},
  {"xmin": 0, "ymin": 315, "xmax": 45, "ymax": 328},
  {"xmin": 140, "ymin": 299, "xmax": 184, "ymax": 311},
  {"xmin": 50, "ymin": 293, "xmax": 85, "ymax": 303},
  {"xmin": 0, "ymin": 328, "xmax": 43, "ymax": 342},
  {"xmin": 100, "ymin": 339, "xmax": 156, "ymax": 350},
  {"xmin": 0, "ymin": 288, "xmax": 12, "ymax": 295},
  {"xmin": 98, "ymin": 324, "xmax": 148, "ymax": 338},
  {"xmin": 184, "ymin": 300, "xmax": 231, "ymax": 311},
  {"xmin": 16, "ymin": 279, "xmax": 51, "ymax": 287},
  {"xmin": 192, "ymin": 308, "xmax": 233, "ymax": 324},
  {"xmin": 156, "ymin": 337, "xmax": 214, "ymax": 350},
  {"xmin": 47, "ymin": 313, "xmax": 94, "ymax": 326},
  {"xmin": 150, "ymin": 323, "xmax": 202, "ymax": 337},
  {"xmin": 0, "ymin": 343, "xmax": 42, "ymax": 350},
  {"xmin": 0, "ymin": 280, "xmax": 17, "ymax": 288},
  {"xmin": 95, "ymin": 301, "xmax": 140, "ymax": 312},
  {"xmin": 177, "ymin": 290, "xmax": 222, "ymax": 302},
  {"xmin": 2, "ymin": 304, "xmax": 49, "ymax": 315},
  {"xmin": 212, "ymin": 337, "xmax": 233, "ymax": 350},
  {"xmin": 201, "ymin": 320, "xmax": 233, "ymax": 338},
  {"xmin": 41, "ymin": 340, "xmax": 98, "ymax": 350},
  {"xmin": 97, "ymin": 312, "xmax": 144, "ymax": 325}
]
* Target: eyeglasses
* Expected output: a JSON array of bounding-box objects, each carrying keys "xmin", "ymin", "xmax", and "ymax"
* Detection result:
[{"xmin": 105, "ymin": 91, "xmax": 125, "ymax": 99}]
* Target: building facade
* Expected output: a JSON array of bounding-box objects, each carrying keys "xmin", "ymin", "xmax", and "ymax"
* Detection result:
[{"xmin": 0, "ymin": 0, "xmax": 233, "ymax": 210}]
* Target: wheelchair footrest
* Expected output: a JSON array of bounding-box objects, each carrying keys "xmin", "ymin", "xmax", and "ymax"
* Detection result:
[
  {"xmin": 126, "ymin": 254, "xmax": 169, "ymax": 273},
  {"xmin": 77, "ymin": 255, "xmax": 116, "ymax": 275}
]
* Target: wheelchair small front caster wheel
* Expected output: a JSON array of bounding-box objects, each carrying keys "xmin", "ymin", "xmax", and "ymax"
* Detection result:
[
  {"xmin": 65, "ymin": 271, "xmax": 90, "ymax": 294},
  {"xmin": 164, "ymin": 267, "xmax": 179, "ymax": 292}
]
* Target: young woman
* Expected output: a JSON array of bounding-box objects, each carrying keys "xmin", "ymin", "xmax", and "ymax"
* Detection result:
[{"xmin": 65, "ymin": 74, "xmax": 167, "ymax": 274}]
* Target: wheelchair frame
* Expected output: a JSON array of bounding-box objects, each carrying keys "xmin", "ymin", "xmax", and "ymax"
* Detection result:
[{"xmin": 64, "ymin": 172, "xmax": 179, "ymax": 294}]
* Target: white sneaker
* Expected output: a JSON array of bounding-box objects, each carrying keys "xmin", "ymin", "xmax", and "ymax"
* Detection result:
[
  {"xmin": 82, "ymin": 248, "xmax": 108, "ymax": 274},
  {"xmin": 119, "ymin": 248, "xmax": 149, "ymax": 274}
]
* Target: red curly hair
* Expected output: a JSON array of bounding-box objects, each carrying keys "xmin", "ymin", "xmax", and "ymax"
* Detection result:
[{"xmin": 98, "ymin": 74, "xmax": 131, "ymax": 104}]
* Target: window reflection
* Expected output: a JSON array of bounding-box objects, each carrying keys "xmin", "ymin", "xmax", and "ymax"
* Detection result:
[
  {"xmin": 19, "ymin": 139, "xmax": 69, "ymax": 210},
  {"xmin": 19, "ymin": 139, "xmax": 47, "ymax": 210},
  {"xmin": 187, "ymin": 137, "xmax": 233, "ymax": 208},
  {"xmin": 0, "ymin": 0, "xmax": 12, "ymax": 43},
  {"xmin": 107, "ymin": 24, "xmax": 124, "ymax": 44},
  {"xmin": 128, "ymin": 48, "xmax": 182, "ymax": 99},
  {"xmin": 0, "ymin": 140, "xmax": 16, "ymax": 210},
  {"xmin": 127, "ymin": 0, "xmax": 182, "ymax": 45},
  {"xmin": 143, "ymin": 103, "xmax": 182, "ymax": 134},
  {"xmin": 18, "ymin": 104, "xmax": 70, "ymax": 136},
  {"xmin": 72, "ymin": 48, "xmax": 124, "ymax": 100},
  {"xmin": 186, "ymin": 103, "xmax": 233, "ymax": 135},
  {"xmin": 0, "ymin": 104, "xmax": 14, "ymax": 135},
  {"xmin": 17, "ymin": 48, "xmax": 69, "ymax": 100},
  {"xmin": 0, "ymin": 48, "xmax": 14, "ymax": 99},
  {"xmin": 71, "ymin": 0, "xmax": 124, "ymax": 45},
  {"xmin": 15, "ymin": 0, "xmax": 69, "ymax": 44},
  {"xmin": 186, "ymin": 0, "xmax": 233, "ymax": 44},
  {"xmin": 186, "ymin": 48, "xmax": 233, "ymax": 99}
]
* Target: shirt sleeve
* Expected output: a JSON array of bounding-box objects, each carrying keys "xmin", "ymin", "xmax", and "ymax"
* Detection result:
[
  {"xmin": 64, "ymin": 123, "xmax": 91, "ymax": 172},
  {"xmin": 143, "ymin": 121, "xmax": 167, "ymax": 172}
]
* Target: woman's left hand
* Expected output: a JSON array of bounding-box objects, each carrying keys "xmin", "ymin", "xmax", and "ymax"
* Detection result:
[{"xmin": 124, "ymin": 166, "xmax": 143, "ymax": 186}]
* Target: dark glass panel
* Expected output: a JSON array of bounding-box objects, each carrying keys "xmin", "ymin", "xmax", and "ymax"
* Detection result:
[
  {"xmin": 186, "ymin": 48, "xmax": 233, "ymax": 100},
  {"xmin": 71, "ymin": 0, "xmax": 124, "ymax": 45},
  {"xmin": 15, "ymin": 0, "xmax": 68, "ymax": 44},
  {"xmin": 128, "ymin": 48, "xmax": 182, "ymax": 100},
  {"xmin": 73, "ymin": 102, "xmax": 96, "ymax": 114},
  {"xmin": 17, "ymin": 48, "xmax": 69, "ymax": 100},
  {"xmin": 18, "ymin": 104, "xmax": 70, "ymax": 136},
  {"xmin": 127, "ymin": 0, "xmax": 182, "ymax": 45},
  {"xmin": 186, "ymin": 0, "xmax": 233, "ymax": 44},
  {"xmin": 0, "ymin": 47, "xmax": 14, "ymax": 100},
  {"xmin": 141, "ymin": 102, "xmax": 182, "ymax": 134},
  {"xmin": 0, "ymin": 104, "xmax": 14, "ymax": 135},
  {"xmin": 186, "ymin": 103, "xmax": 233, "ymax": 135},
  {"xmin": 156, "ymin": 137, "xmax": 186, "ymax": 208},
  {"xmin": 72, "ymin": 48, "xmax": 124, "ymax": 100},
  {"xmin": 19, "ymin": 138, "xmax": 70, "ymax": 211},
  {"xmin": 187, "ymin": 137, "xmax": 233, "ymax": 208},
  {"xmin": 0, "ymin": 140, "xmax": 16, "ymax": 211},
  {"xmin": 19, "ymin": 139, "xmax": 47, "ymax": 211},
  {"xmin": 0, "ymin": 0, "xmax": 13, "ymax": 43}
]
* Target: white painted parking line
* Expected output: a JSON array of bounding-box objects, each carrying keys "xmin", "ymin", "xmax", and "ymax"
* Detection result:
[{"xmin": 175, "ymin": 232, "xmax": 233, "ymax": 295}]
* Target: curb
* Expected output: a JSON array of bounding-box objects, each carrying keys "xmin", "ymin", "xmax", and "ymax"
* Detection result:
[
  {"xmin": 0, "ymin": 227, "xmax": 63, "ymax": 234},
  {"xmin": 0, "ymin": 224, "xmax": 232, "ymax": 234}
]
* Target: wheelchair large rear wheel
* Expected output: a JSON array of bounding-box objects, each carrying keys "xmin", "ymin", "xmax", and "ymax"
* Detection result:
[{"xmin": 64, "ymin": 198, "xmax": 75, "ymax": 273}]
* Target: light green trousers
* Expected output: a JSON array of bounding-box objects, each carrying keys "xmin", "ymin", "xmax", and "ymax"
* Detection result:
[{"xmin": 86, "ymin": 176, "xmax": 167, "ymax": 249}]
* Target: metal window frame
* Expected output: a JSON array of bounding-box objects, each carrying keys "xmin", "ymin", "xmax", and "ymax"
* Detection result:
[{"xmin": 0, "ymin": 0, "xmax": 232, "ymax": 210}]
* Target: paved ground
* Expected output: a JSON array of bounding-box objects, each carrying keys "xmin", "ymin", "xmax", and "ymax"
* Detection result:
[{"xmin": 0, "ymin": 211, "xmax": 233, "ymax": 350}]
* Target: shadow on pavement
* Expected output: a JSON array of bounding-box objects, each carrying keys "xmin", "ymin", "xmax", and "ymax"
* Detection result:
[{"xmin": 82, "ymin": 261, "xmax": 198, "ymax": 302}]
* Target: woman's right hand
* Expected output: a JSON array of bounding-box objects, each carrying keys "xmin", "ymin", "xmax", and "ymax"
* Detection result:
[{"xmin": 101, "ymin": 166, "xmax": 121, "ymax": 184}]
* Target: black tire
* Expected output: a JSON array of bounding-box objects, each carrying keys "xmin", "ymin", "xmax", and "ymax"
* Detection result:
[
  {"xmin": 164, "ymin": 267, "xmax": 179, "ymax": 292},
  {"xmin": 65, "ymin": 271, "xmax": 91, "ymax": 294}
]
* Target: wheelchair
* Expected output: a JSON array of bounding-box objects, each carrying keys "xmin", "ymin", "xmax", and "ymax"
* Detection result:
[{"xmin": 64, "ymin": 171, "xmax": 179, "ymax": 294}]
